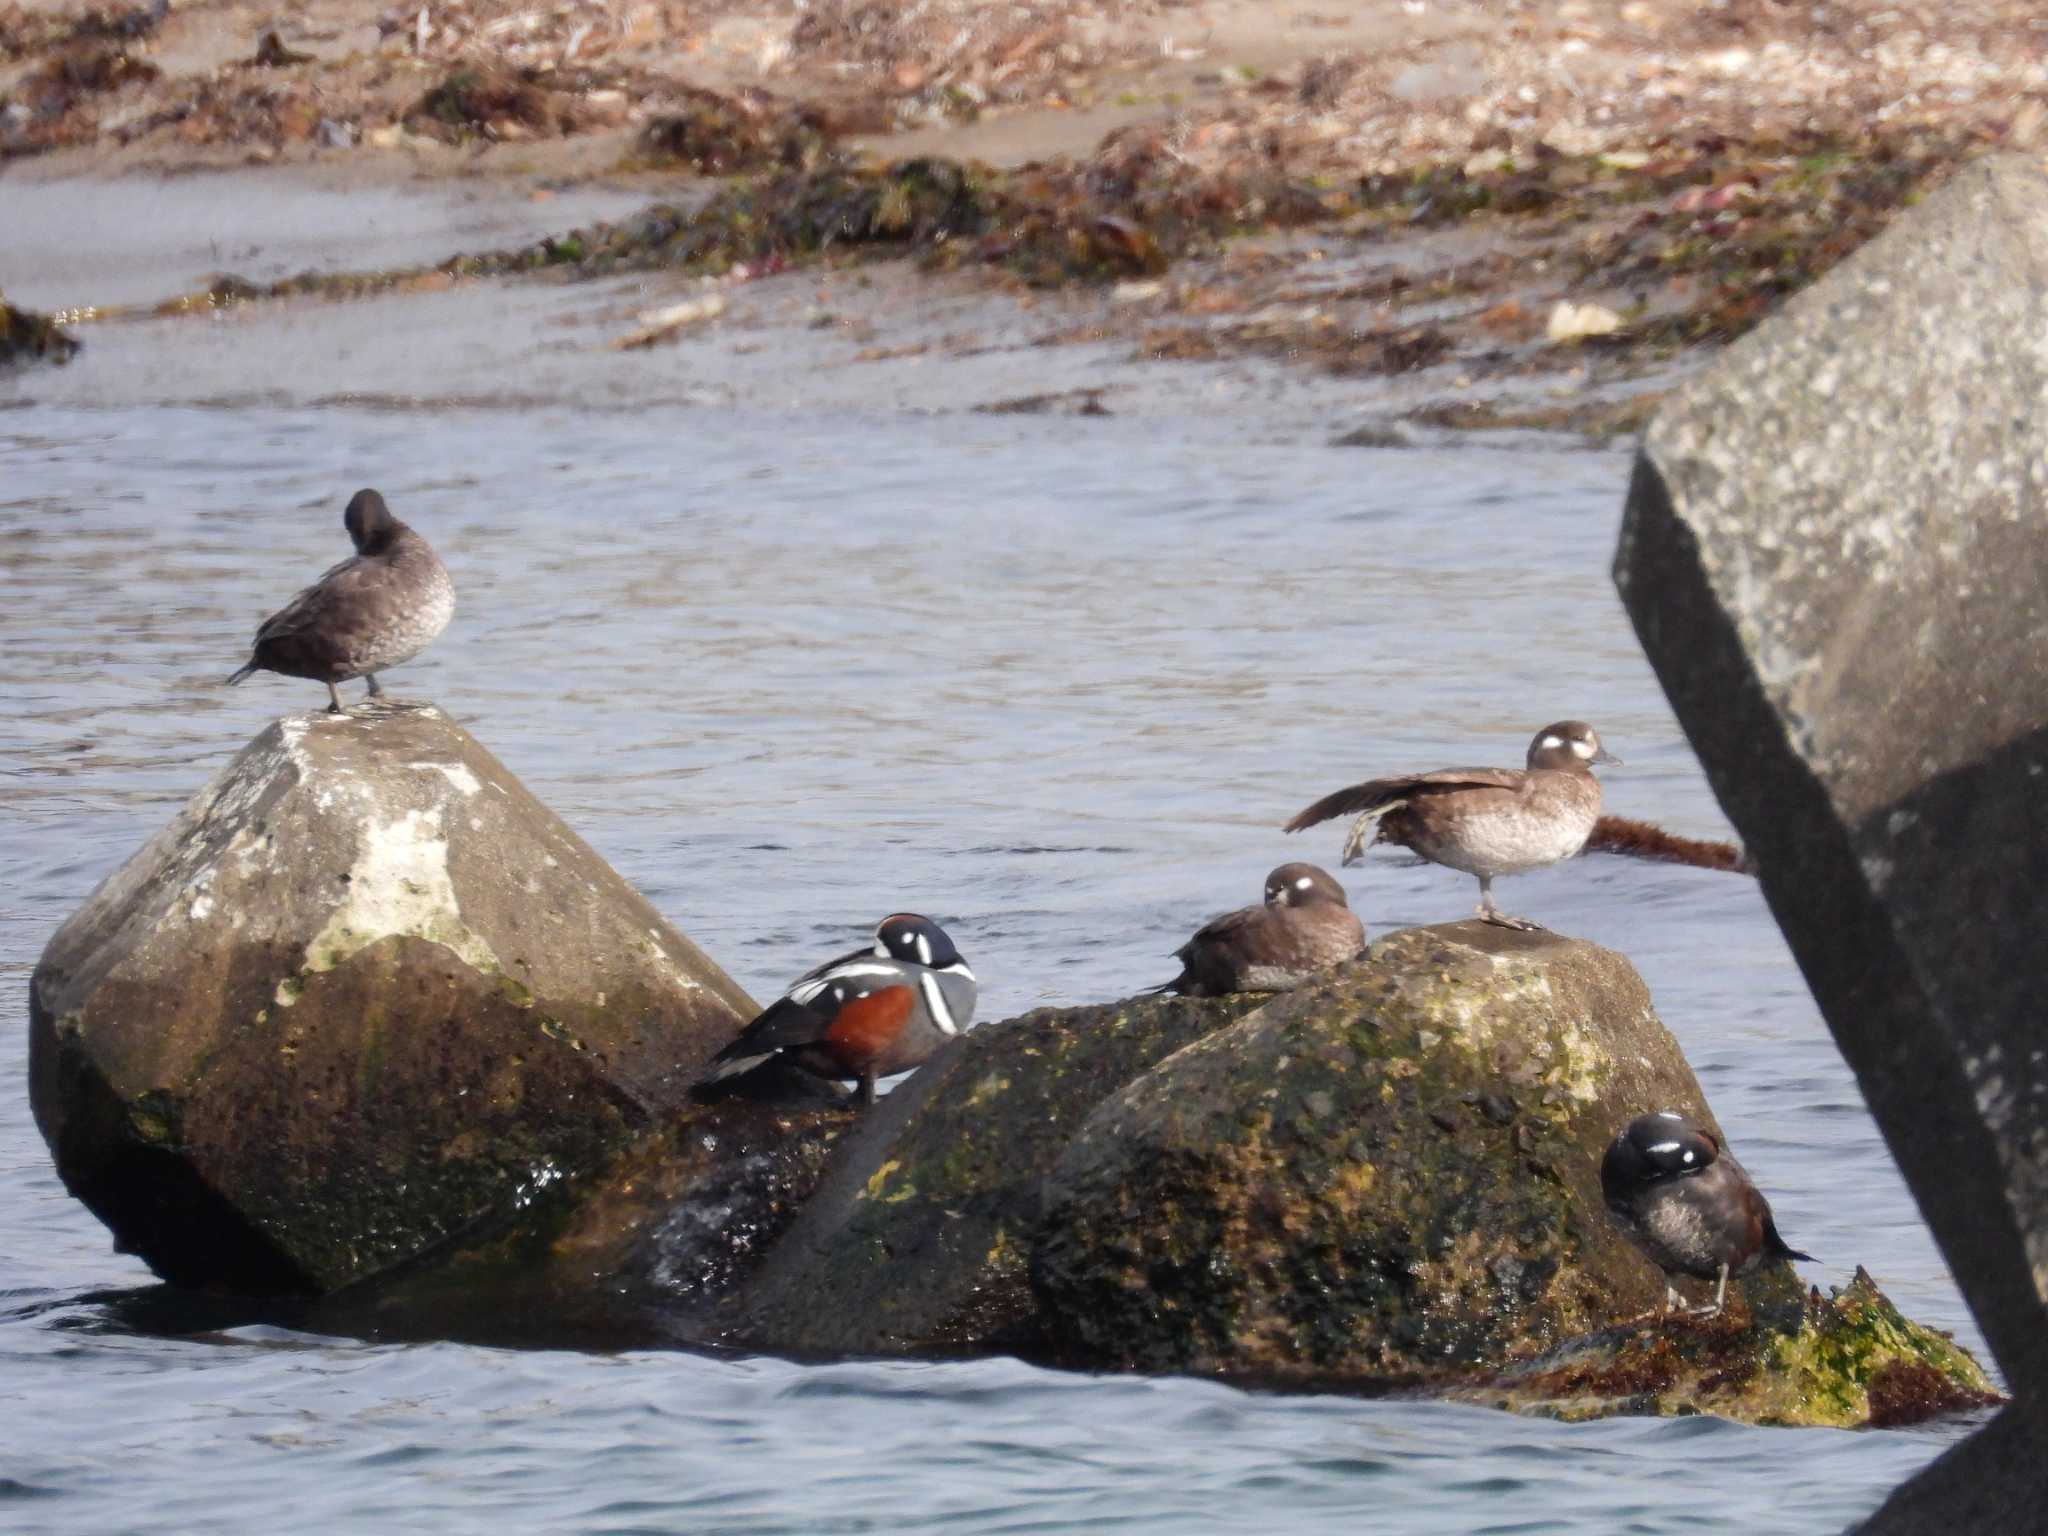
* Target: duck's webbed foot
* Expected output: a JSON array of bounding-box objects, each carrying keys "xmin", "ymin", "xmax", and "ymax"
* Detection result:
[{"xmin": 1476, "ymin": 877, "xmax": 1545, "ymax": 931}]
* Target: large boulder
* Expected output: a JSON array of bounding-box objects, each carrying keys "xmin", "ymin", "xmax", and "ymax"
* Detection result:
[
  {"xmin": 287, "ymin": 992, "xmax": 1262, "ymax": 1351},
  {"xmin": 1614, "ymin": 154, "xmax": 2048, "ymax": 1506},
  {"xmin": 135, "ymin": 916, "xmax": 1988, "ymax": 1428},
  {"xmin": 727, "ymin": 992, "xmax": 1262, "ymax": 1355},
  {"xmin": 29, "ymin": 703, "xmax": 755, "ymax": 1293},
  {"xmin": 1029, "ymin": 922, "xmax": 1724, "ymax": 1382}
]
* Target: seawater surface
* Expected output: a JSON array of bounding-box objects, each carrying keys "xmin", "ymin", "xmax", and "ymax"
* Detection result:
[{"xmin": 0, "ymin": 401, "xmax": 1984, "ymax": 1534}]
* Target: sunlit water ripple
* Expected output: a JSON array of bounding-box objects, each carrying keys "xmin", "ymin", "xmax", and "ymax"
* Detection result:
[{"xmin": 0, "ymin": 403, "xmax": 1982, "ymax": 1534}]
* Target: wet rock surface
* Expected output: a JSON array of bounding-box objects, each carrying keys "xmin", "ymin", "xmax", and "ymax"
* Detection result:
[
  {"xmin": 26, "ymin": 732, "xmax": 1992, "ymax": 1426},
  {"xmin": 476, "ymin": 920, "xmax": 1982, "ymax": 1427},
  {"xmin": 29, "ymin": 702, "xmax": 755, "ymax": 1294},
  {"xmin": 727, "ymin": 992, "xmax": 1262, "ymax": 1356},
  {"xmin": 1616, "ymin": 155, "xmax": 2048, "ymax": 1492},
  {"xmin": 1463, "ymin": 1268, "xmax": 1996, "ymax": 1429},
  {"xmin": 1030, "ymin": 923, "xmax": 1721, "ymax": 1383},
  {"xmin": 312, "ymin": 1094, "xmax": 858, "ymax": 1350}
]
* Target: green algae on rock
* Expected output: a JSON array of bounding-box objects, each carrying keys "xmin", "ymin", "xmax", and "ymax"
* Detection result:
[
  {"xmin": 28, "ymin": 702, "xmax": 756, "ymax": 1294},
  {"xmin": 1464, "ymin": 1268, "xmax": 2000, "ymax": 1428},
  {"xmin": 1029, "ymin": 923, "xmax": 1732, "ymax": 1382}
]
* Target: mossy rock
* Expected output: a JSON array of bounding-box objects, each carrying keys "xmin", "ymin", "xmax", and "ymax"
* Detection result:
[
  {"xmin": 146, "ymin": 906, "xmax": 1996, "ymax": 1430},
  {"xmin": 727, "ymin": 992, "xmax": 1262, "ymax": 1355},
  {"xmin": 1029, "ymin": 922, "xmax": 1733, "ymax": 1381},
  {"xmin": 1464, "ymin": 1267, "xmax": 2001, "ymax": 1428}
]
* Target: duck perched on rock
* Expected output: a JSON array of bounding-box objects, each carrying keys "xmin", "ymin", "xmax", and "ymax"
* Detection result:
[
  {"xmin": 1601, "ymin": 1111, "xmax": 1813, "ymax": 1316},
  {"xmin": 227, "ymin": 489, "xmax": 455, "ymax": 714},
  {"xmin": 1161, "ymin": 862, "xmax": 1364, "ymax": 997},
  {"xmin": 696, "ymin": 914, "xmax": 977, "ymax": 1105},
  {"xmin": 1283, "ymin": 720, "xmax": 1617, "ymax": 929}
]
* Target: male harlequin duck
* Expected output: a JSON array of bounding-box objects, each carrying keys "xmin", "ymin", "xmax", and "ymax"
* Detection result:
[
  {"xmin": 695, "ymin": 913, "xmax": 977, "ymax": 1105},
  {"xmin": 1283, "ymin": 720, "xmax": 1618, "ymax": 930},
  {"xmin": 1601, "ymin": 1111, "xmax": 1813, "ymax": 1316},
  {"xmin": 1163, "ymin": 862, "xmax": 1365, "ymax": 997},
  {"xmin": 226, "ymin": 489, "xmax": 455, "ymax": 714}
]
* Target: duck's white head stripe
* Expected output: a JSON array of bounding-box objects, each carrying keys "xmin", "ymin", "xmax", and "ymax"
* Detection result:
[
  {"xmin": 1540, "ymin": 734, "xmax": 1564, "ymax": 749},
  {"xmin": 1647, "ymin": 1141, "xmax": 1683, "ymax": 1154},
  {"xmin": 919, "ymin": 971, "xmax": 958, "ymax": 1035}
]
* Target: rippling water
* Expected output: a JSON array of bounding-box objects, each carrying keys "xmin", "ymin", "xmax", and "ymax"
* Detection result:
[{"xmin": 0, "ymin": 400, "xmax": 1987, "ymax": 1533}]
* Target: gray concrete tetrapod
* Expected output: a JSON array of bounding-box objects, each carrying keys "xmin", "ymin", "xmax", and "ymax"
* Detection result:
[{"xmin": 1616, "ymin": 155, "xmax": 2048, "ymax": 1526}]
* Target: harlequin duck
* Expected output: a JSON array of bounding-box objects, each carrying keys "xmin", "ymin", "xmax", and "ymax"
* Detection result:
[
  {"xmin": 1283, "ymin": 720, "xmax": 1618, "ymax": 930},
  {"xmin": 1163, "ymin": 862, "xmax": 1365, "ymax": 996},
  {"xmin": 226, "ymin": 490, "xmax": 456, "ymax": 714},
  {"xmin": 1601, "ymin": 1111, "xmax": 1813, "ymax": 1316},
  {"xmin": 696, "ymin": 913, "xmax": 977, "ymax": 1105}
]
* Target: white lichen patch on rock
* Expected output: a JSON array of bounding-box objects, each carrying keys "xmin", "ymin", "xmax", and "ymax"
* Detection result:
[
  {"xmin": 182, "ymin": 864, "xmax": 219, "ymax": 924},
  {"xmin": 641, "ymin": 928, "xmax": 704, "ymax": 993},
  {"xmin": 303, "ymin": 806, "xmax": 502, "ymax": 978},
  {"xmin": 415, "ymin": 762, "xmax": 482, "ymax": 797}
]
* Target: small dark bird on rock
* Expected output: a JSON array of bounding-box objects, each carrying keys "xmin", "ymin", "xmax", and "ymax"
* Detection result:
[
  {"xmin": 696, "ymin": 914, "xmax": 977, "ymax": 1106},
  {"xmin": 1283, "ymin": 720, "xmax": 1618, "ymax": 929},
  {"xmin": 227, "ymin": 490, "xmax": 455, "ymax": 714},
  {"xmin": 1601, "ymin": 1111, "xmax": 1813, "ymax": 1316},
  {"xmin": 1162, "ymin": 862, "xmax": 1365, "ymax": 997}
]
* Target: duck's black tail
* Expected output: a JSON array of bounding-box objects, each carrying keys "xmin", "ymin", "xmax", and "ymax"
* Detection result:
[{"xmin": 1765, "ymin": 1217, "xmax": 1815, "ymax": 1264}]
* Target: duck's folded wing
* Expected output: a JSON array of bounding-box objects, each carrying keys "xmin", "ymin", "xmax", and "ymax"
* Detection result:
[
  {"xmin": 1180, "ymin": 902, "xmax": 1260, "ymax": 955},
  {"xmin": 701, "ymin": 945, "xmax": 898, "ymax": 1080},
  {"xmin": 251, "ymin": 555, "xmax": 370, "ymax": 643},
  {"xmin": 701, "ymin": 993, "xmax": 834, "ymax": 1081}
]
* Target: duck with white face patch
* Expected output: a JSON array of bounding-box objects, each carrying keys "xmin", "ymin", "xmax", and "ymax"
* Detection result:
[
  {"xmin": 1282, "ymin": 720, "xmax": 1619, "ymax": 930},
  {"xmin": 1160, "ymin": 861, "xmax": 1366, "ymax": 997},
  {"xmin": 1601, "ymin": 1111, "xmax": 1814, "ymax": 1317},
  {"xmin": 694, "ymin": 913, "xmax": 977, "ymax": 1105}
]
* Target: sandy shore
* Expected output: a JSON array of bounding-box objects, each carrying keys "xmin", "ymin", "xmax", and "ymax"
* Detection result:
[{"xmin": 5, "ymin": 0, "xmax": 2045, "ymax": 429}]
